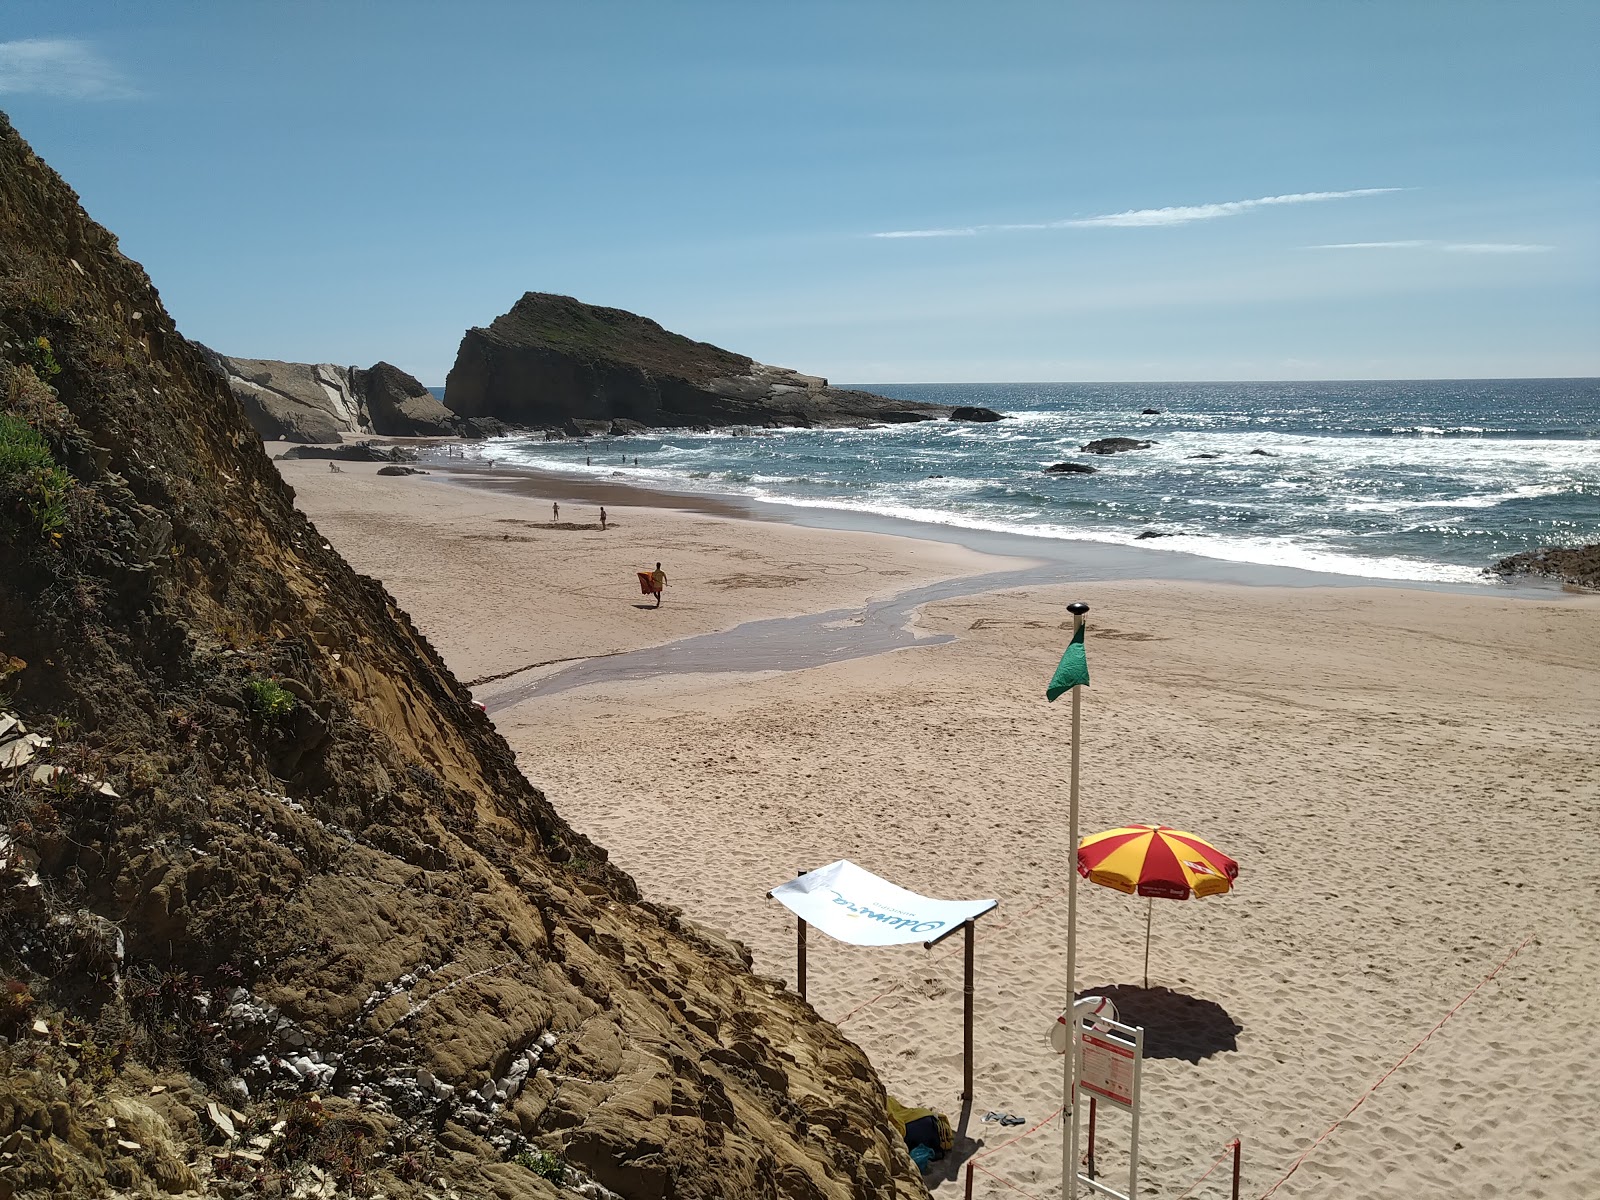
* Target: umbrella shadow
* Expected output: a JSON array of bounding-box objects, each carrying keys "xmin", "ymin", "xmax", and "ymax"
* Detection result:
[{"xmin": 1076, "ymin": 984, "xmax": 1243, "ymax": 1063}]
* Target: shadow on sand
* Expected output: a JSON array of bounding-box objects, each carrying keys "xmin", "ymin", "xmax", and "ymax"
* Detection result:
[{"xmin": 1076, "ymin": 984, "xmax": 1242, "ymax": 1063}]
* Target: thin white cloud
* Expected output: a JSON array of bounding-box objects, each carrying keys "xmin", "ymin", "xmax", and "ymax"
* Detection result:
[
  {"xmin": 1311, "ymin": 240, "xmax": 1553, "ymax": 253},
  {"xmin": 0, "ymin": 38, "xmax": 136, "ymax": 101},
  {"xmin": 872, "ymin": 188, "xmax": 1400, "ymax": 239}
]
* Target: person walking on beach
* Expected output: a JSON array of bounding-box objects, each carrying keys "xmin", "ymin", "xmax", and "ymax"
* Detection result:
[
  {"xmin": 599, "ymin": 506, "xmax": 607, "ymax": 530},
  {"xmin": 552, "ymin": 501, "xmax": 560, "ymax": 522},
  {"xmin": 649, "ymin": 562, "xmax": 666, "ymax": 607}
]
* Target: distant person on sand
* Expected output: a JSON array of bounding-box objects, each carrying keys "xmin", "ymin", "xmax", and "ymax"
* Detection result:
[
  {"xmin": 552, "ymin": 501, "xmax": 560, "ymax": 522},
  {"xmin": 599, "ymin": 506, "xmax": 607, "ymax": 530},
  {"xmin": 649, "ymin": 562, "xmax": 666, "ymax": 607},
  {"xmin": 328, "ymin": 462, "xmax": 342, "ymax": 473}
]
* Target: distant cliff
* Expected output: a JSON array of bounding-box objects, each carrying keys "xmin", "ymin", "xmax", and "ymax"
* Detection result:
[
  {"xmin": 203, "ymin": 351, "xmax": 470, "ymax": 441},
  {"xmin": 443, "ymin": 292, "xmax": 950, "ymax": 430}
]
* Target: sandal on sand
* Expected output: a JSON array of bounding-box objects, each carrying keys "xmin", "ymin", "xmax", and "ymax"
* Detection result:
[{"xmin": 983, "ymin": 1110, "xmax": 1027, "ymax": 1126}]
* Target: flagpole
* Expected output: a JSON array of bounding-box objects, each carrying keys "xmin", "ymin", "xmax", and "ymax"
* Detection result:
[{"xmin": 1063, "ymin": 600, "xmax": 1088, "ymax": 1200}]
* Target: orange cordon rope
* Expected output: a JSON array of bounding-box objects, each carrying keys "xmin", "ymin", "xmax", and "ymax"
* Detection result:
[
  {"xmin": 834, "ymin": 885, "xmax": 1071, "ymax": 1027},
  {"xmin": 1173, "ymin": 1139, "xmax": 1240, "ymax": 1199},
  {"xmin": 1257, "ymin": 931, "xmax": 1536, "ymax": 1198},
  {"xmin": 972, "ymin": 1107, "xmax": 1065, "ymax": 1161},
  {"xmin": 970, "ymin": 1159, "xmax": 1055, "ymax": 1200}
]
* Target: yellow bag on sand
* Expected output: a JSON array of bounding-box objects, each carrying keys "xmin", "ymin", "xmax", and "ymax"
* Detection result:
[{"xmin": 887, "ymin": 1095, "xmax": 954, "ymax": 1155}]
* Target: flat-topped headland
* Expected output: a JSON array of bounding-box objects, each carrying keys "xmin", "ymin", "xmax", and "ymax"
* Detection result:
[{"xmin": 441, "ymin": 291, "xmax": 965, "ymax": 431}]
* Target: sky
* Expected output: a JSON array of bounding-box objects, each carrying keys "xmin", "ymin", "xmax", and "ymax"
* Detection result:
[{"xmin": 2, "ymin": 1, "xmax": 1596, "ymax": 384}]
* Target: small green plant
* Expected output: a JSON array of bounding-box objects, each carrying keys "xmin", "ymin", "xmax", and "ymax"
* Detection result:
[
  {"xmin": 0, "ymin": 412, "xmax": 70, "ymax": 540},
  {"xmin": 514, "ymin": 1148, "xmax": 567, "ymax": 1182},
  {"xmin": 243, "ymin": 676, "xmax": 296, "ymax": 722},
  {"xmin": 24, "ymin": 337, "xmax": 61, "ymax": 381}
]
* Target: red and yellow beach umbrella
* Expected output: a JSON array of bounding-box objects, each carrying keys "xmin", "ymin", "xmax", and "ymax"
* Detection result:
[{"xmin": 1077, "ymin": 824, "xmax": 1239, "ymax": 986}]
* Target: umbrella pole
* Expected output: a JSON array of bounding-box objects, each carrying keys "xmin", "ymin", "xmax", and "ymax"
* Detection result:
[
  {"xmin": 1143, "ymin": 898, "xmax": 1151, "ymax": 990},
  {"xmin": 1062, "ymin": 601, "xmax": 1089, "ymax": 1200}
]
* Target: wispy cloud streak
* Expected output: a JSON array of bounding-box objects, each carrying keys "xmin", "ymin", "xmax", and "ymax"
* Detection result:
[
  {"xmin": 872, "ymin": 188, "xmax": 1400, "ymax": 239},
  {"xmin": 1311, "ymin": 240, "xmax": 1553, "ymax": 253},
  {"xmin": 0, "ymin": 38, "xmax": 136, "ymax": 100}
]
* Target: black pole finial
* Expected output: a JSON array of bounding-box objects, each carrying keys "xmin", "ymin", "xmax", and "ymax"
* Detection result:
[{"xmin": 1067, "ymin": 601, "xmax": 1089, "ymax": 616}]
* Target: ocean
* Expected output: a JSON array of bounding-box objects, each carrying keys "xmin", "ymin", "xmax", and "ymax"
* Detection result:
[{"xmin": 449, "ymin": 379, "xmax": 1600, "ymax": 586}]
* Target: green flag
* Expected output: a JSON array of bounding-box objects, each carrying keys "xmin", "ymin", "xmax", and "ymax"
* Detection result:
[{"xmin": 1046, "ymin": 622, "xmax": 1090, "ymax": 701}]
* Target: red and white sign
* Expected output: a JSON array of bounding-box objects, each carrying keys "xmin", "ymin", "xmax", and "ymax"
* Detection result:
[{"xmin": 1079, "ymin": 1029, "xmax": 1136, "ymax": 1108}]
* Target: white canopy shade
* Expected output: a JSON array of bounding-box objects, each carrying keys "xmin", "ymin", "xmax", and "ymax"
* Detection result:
[{"xmin": 769, "ymin": 859, "xmax": 997, "ymax": 947}]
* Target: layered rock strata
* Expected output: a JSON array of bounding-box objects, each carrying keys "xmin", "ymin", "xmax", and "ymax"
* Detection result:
[
  {"xmin": 204, "ymin": 351, "xmax": 459, "ymax": 442},
  {"xmin": 0, "ymin": 112, "xmax": 924, "ymax": 1199}
]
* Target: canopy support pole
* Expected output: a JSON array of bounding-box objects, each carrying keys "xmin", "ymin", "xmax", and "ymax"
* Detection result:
[
  {"xmin": 962, "ymin": 919, "xmax": 975, "ymax": 1100},
  {"xmin": 796, "ymin": 869, "xmax": 808, "ymax": 1001}
]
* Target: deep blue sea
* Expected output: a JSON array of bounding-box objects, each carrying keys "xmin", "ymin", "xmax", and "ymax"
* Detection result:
[{"xmin": 453, "ymin": 380, "xmax": 1600, "ymax": 585}]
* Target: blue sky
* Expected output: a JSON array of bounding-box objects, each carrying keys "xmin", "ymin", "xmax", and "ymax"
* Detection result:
[{"xmin": 2, "ymin": 0, "xmax": 1595, "ymax": 384}]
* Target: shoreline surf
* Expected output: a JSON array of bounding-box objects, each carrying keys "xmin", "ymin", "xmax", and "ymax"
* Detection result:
[{"xmin": 424, "ymin": 457, "xmax": 1578, "ymax": 600}]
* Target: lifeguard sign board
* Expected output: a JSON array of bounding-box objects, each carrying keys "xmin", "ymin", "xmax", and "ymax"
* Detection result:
[
  {"xmin": 1052, "ymin": 1009, "xmax": 1145, "ymax": 1200},
  {"xmin": 1080, "ymin": 1025, "xmax": 1137, "ymax": 1109}
]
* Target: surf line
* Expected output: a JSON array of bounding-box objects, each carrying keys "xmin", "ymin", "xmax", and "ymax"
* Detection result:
[{"xmin": 480, "ymin": 565, "xmax": 1063, "ymax": 713}]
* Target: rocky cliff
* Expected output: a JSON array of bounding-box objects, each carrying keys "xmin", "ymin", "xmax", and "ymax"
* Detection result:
[
  {"xmin": 0, "ymin": 112, "xmax": 924, "ymax": 1199},
  {"xmin": 204, "ymin": 352, "xmax": 461, "ymax": 442},
  {"xmin": 443, "ymin": 293, "xmax": 949, "ymax": 430}
]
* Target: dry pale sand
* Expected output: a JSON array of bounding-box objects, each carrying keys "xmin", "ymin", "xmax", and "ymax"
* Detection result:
[{"xmin": 282, "ymin": 455, "xmax": 1600, "ymax": 1200}]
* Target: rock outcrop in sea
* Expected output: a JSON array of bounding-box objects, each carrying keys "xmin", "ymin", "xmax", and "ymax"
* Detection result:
[
  {"xmin": 203, "ymin": 351, "xmax": 466, "ymax": 442},
  {"xmin": 1489, "ymin": 543, "xmax": 1600, "ymax": 589},
  {"xmin": 443, "ymin": 292, "xmax": 951, "ymax": 430},
  {"xmin": 0, "ymin": 112, "xmax": 924, "ymax": 1199}
]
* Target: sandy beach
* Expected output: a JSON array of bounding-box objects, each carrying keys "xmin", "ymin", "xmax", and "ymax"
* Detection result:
[{"xmin": 279, "ymin": 454, "xmax": 1600, "ymax": 1199}]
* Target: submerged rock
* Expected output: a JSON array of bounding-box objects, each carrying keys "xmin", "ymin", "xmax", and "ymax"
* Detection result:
[
  {"xmin": 1045, "ymin": 462, "xmax": 1098, "ymax": 474},
  {"xmin": 1082, "ymin": 437, "xmax": 1154, "ymax": 454}
]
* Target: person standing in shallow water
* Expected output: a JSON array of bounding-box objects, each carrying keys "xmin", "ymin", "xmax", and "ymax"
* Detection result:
[{"xmin": 649, "ymin": 562, "xmax": 666, "ymax": 607}]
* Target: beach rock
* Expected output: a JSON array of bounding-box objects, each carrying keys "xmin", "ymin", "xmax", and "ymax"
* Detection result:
[
  {"xmin": 278, "ymin": 442, "xmax": 418, "ymax": 463},
  {"xmin": 0, "ymin": 112, "xmax": 925, "ymax": 1200},
  {"xmin": 1488, "ymin": 543, "xmax": 1600, "ymax": 589},
  {"xmin": 443, "ymin": 292, "xmax": 949, "ymax": 431},
  {"xmin": 1082, "ymin": 437, "xmax": 1154, "ymax": 454},
  {"xmin": 1135, "ymin": 530, "xmax": 1172, "ymax": 539},
  {"xmin": 1141, "ymin": 408, "xmax": 1163, "ymax": 415},
  {"xmin": 608, "ymin": 418, "xmax": 649, "ymax": 436},
  {"xmin": 456, "ymin": 415, "xmax": 511, "ymax": 440},
  {"xmin": 878, "ymin": 410, "xmax": 937, "ymax": 423},
  {"xmin": 949, "ymin": 406, "xmax": 1005, "ymax": 422},
  {"xmin": 375, "ymin": 465, "xmax": 428, "ymax": 476},
  {"xmin": 351, "ymin": 361, "xmax": 456, "ymax": 436},
  {"xmin": 1187, "ymin": 453, "xmax": 1222, "ymax": 459},
  {"xmin": 562, "ymin": 417, "xmax": 611, "ymax": 438},
  {"xmin": 205, "ymin": 351, "xmax": 459, "ymax": 440},
  {"xmin": 202, "ymin": 350, "xmax": 365, "ymax": 443},
  {"xmin": 1249, "ymin": 448, "xmax": 1276, "ymax": 456},
  {"xmin": 1045, "ymin": 462, "xmax": 1098, "ymax": 474}
]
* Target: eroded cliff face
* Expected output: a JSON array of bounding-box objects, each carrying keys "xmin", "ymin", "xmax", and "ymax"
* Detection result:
[
  {"xmin": 202, "ymin": 352, "xmax": 459, "ymax": 442},
  {"xmin": 0, "ymin": 114, "xmax": 924, "ymax": 1200},
  {"xmin": 443, "ymin": 293, "xmax": 949, "ymax": 430}
]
